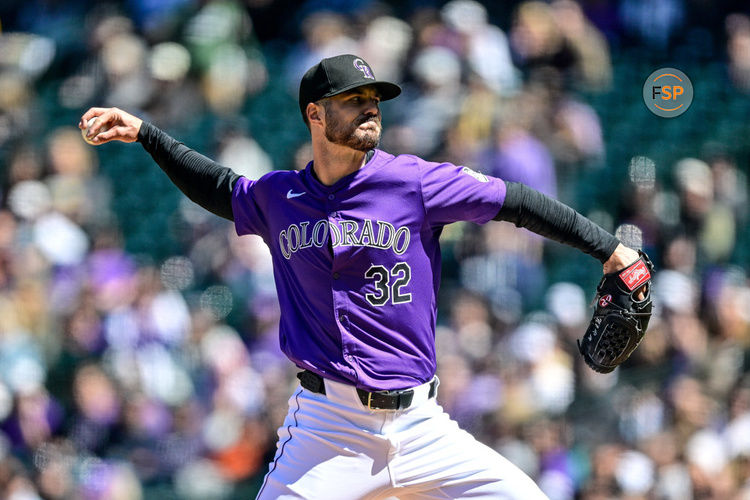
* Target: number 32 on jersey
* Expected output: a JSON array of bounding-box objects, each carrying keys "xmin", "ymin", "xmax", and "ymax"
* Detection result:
[{"xmin": 364, "ymin": 262, "xmax": 412, "ymax": 306}]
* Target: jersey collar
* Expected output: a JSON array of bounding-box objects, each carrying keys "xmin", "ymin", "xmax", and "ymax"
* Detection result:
[{"xmin": 304, "ymin": 149, "xmax": 381, "ymax": 193}]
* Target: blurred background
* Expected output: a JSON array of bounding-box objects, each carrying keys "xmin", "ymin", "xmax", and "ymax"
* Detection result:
[{"xmin": 0, "ymin": 0, "xmax": 749, "ymax": 498}]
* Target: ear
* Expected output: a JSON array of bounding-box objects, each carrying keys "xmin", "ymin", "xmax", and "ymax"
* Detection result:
[{"xmin": 307, "ymin": 102, "xmax": 323, "ymax": 126}]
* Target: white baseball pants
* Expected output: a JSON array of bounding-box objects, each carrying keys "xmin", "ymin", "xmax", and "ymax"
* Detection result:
[{"xmin": 256, "ymin": 376, "xmax": 548, "ymax": 499}]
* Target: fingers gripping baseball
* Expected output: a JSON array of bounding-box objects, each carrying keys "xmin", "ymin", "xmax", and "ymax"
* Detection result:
[{"xmin": 78, "ymin": 107, "xmax": 143, "ymax": 145}]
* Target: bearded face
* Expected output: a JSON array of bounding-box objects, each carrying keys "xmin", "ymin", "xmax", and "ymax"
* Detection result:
[{"xmin": 323, "ymin": 103, "xmax": 382, "ymax": 152}]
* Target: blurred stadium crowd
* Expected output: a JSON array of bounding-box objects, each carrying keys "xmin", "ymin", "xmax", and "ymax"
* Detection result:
[{"xmin": 1, "ymin": 0, "xmax": 750, "ymax": 498}]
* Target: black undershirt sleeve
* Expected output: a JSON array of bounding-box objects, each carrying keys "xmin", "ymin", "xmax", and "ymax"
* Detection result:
[
  {"xmin": 137, "ymin": 122, "xmax": 240, "ymax": 221},
  {"xmin": 495, "ymin": 181, "xmax": 620, "ymax": 263},
  {"xmin": 135, "ymin": 126, "xmax": 617, "ymax": 260}
]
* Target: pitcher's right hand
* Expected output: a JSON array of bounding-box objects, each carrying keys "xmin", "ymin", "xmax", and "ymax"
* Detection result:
[{"xmin": 79, "ymin": 107, "xmax": 143, "ymax": 145}]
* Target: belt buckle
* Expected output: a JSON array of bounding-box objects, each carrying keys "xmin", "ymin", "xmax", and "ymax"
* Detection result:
[{"xmin": 366, "ymin": 389, "xmax": 393, "ymax": 410}]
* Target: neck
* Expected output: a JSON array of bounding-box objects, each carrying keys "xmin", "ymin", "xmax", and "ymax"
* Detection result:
[{"xmin": 311, "ymin": 140, "xmax": 368, "ymax": 186}]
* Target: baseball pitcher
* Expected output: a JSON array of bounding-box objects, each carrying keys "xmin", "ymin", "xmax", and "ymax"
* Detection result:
[{"xmin": 80, "ymin": 54, "xmax": 651, "ymax": 499}]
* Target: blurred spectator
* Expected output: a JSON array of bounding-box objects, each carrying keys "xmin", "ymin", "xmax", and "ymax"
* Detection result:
[
  {"xmin": 358, "ymin": 16, "xmax": 413, "ymax": 85},
  {"xmin": 510, "ymin": 2, "xmax": 577, "ymax": 82},
  {"xmin": 69, "ymin": 364, "xmax": 121, "ymax": 454},
  {"xmin": 103, "ymin": 32, "xmax": 153, "ymax": 110},
  {"xmin": 146, "ymin": 41, "xmax": 205, "ymax": 128},
  {"xmin": 479, "ymin": 97, "xmax": 557, "ymax": 198},
  {"xmin": 45, "ymin": 127, "xmax": 112, "ymax": 229},
  {"xmin": 127, "ymin": 0, "xmax": 192, "ymax": 38},
  {"xmin": 727, "ymin": 13, "xmax": 750, "ymax": 92},
  {"xmin": 284, "ymin": 11, "xmax": 358, "ymax": 93},
  {"xmin": 445, "ymin": 82, "xmax": 499, "ymax": 163},
  {"xmin": 674, "ymin": 157, "xmax": 736, "ymax": 263},
  {"xmin": 551, "ymin": 0, "xmax": 612, "ymax": 92},
  {"xmin": 184, "ymin": 1, "xmax": 268, "ymax": 114},
  {"xmin": 441, "ymin": 0, "xmax": 519, "ymax": 96},
  {"xmin": 706, "ymin": 148, "xmax": 748, "ymax": 224},
  {"xmin": 462, "ymin": 95, "xmax": 557, "ymax": 309},
  {"xmin": 384, "ymin": 45, "xmax": 464, "ymax": 157},
  {"xmin": 216, "ymin": 125, "xmax": 273, "ymax": 180},
  {"xmin": 524, "ymin": 71, "xmax": 605, "ymax": 169},
  {"xmin": 0, "ymin": 70, "xmax": 34, "ymax": 149},
  {"xmin": 618, "ymin": 0, "xmax": 685, "ymax": 50}
]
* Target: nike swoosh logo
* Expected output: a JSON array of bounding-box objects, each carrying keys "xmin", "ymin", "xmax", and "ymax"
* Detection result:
[{"xmin": 287, "ymin": 189, "xmax": 306, "ymax": 199}]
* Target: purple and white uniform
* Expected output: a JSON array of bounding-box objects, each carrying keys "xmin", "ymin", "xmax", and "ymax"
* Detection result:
[
  {"xmin": 136, "ymin": 52, "xmax": 567, "ymax": 498},
  {"xmin": 236, "ymin": 150, "xmax": 548, "ymax": 499},
  {"xmin": 136, "ymin": 112, "xmax": 553, "ymax": 498},
  {"xmin": 232, "ymin": 149, "xmax": 505, "ymax": 391}
]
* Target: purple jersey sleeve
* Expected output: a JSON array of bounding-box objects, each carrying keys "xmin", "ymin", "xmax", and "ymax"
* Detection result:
[
  {"xmin": 419, "ymin": 159, "xmax": 507, "ymax": 227},
  {"xmin": 231, "ymin": 176, "xmax": 267, "ymax": 237}
]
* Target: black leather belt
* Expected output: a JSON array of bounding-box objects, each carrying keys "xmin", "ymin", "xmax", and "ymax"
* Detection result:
[{"xmin": 297, "ymin": 370, "xmax": 437, "ymax": 410}]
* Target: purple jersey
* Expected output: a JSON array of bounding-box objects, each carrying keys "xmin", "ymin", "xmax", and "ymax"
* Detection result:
[{"xmin": 232, "ymin": 149, "xmax": 506, "ymax": 391}]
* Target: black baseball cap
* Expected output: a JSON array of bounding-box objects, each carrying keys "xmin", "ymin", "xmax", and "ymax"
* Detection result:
[{"xmin": 298, "ymin": 54, "xmax": 401, "ymax": 122}]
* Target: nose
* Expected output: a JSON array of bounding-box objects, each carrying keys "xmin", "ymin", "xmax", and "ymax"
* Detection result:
[{"xmin": 363, "ymin": 98, "xmax": 379, "ymax": 116}]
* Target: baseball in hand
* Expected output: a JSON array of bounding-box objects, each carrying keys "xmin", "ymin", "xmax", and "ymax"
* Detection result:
[{"xmin": 81, "ymin": 117, "xmax": 109, "ymax": 145}]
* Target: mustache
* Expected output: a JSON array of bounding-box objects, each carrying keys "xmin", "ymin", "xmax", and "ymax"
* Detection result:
[{"xmin": 356, "ymin": 115, "xmax": 381, "ymax": 126}]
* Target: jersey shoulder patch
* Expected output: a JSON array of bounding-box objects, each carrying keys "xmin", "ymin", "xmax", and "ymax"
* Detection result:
[{"xmin": 460, "ymin": 166, "xmax": 489, "ymax": 183}]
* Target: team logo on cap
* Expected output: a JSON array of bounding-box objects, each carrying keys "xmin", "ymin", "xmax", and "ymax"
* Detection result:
[{"xmin": 353, "ymin": 58, "xmax": 374, "ymax": 79}]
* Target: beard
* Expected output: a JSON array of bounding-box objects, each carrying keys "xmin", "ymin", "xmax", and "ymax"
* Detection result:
[{"xmin": 324, "ymin": 109, "xmax": 381, "ymax": 152}]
